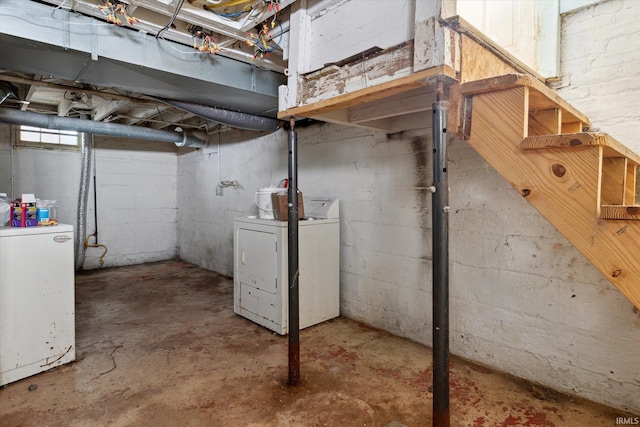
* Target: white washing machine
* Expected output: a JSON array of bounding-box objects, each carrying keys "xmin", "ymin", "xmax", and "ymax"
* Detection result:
[{"xmin": 233, "ymin": 198, "xmax": 340, "ymax": 335}]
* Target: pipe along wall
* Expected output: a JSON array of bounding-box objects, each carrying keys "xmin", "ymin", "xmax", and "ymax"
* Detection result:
[{"xmin": 0, "ymin": 109, "xmax": 208, "ymax": 147}]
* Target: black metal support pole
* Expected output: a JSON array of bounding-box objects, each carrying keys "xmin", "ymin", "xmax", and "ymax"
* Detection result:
[
  {"xmin": 432, "ymin": 100, "xmax": 450, "ymax": 427},
  {"xmin": 93, "ymin": 174, "xmax": 99, "ymax": 244},
  {"xmin": 287, "ymin": 118, "xmax": 300, "ymax": 386}
]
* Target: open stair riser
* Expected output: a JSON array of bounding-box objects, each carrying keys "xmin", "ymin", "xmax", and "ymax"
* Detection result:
[{"xmin": 522, "ymin": 132, "xmax": 640, "ymax": 218}]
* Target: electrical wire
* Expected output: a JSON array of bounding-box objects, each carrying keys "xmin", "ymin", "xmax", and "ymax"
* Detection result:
[
  {"xmin": 2, "ymin": 7, "xmax": 115, "ymax": 28},
  {"xmin": 264, "ymin": 20, "xmax": 283, "ymax": 53},
  {"xmin": 246, "ymin": 20, "xmax": 283, "ymax": 58},
  {"xmin": 2, "ymin": 4, "xmax": 283, "ymax": 67},
  {"xmin": 156, "ymin": 0, "xmax": 186, "ymax": 38},
  {"xmin": 209, "ymin": 10, "xmax": 249, "ymax": 19},
  {"xmin": 203, "ymin": 0, "xmax": 254, "ymax": 9},
  {"xmin": 203, "ymin": 0, "xmax": 261, "ymax": 22}
]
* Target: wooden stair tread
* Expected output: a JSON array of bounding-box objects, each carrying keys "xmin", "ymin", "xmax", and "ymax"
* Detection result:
[
  {"xmin": 601, "ymin": 205, "xmax": 640, "ymax": 220},
  {"xmin": 522, "ymin": 133, "xmax": 640, "ymax": 165},
  {"xmin": 460, "ymin": 74, "xmax": 589, "ymax": 125}
]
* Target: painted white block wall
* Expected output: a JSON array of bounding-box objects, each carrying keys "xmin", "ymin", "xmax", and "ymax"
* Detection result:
[
  {"xmin": 0, "ymin": 126, "xmax": 178, "ymax": 270},
  {"xmin": 0, "ymin": 127, "xmax": 81, "ymax": 226},
  {"xmin": 176, "ymin": 119, "xmax": 640, "ymax": 413},
  {"xmin": 303, "ymin": 0, "xmax": 415, "ymax": 74},
  {"xmin": 83, "ymin": 138, "xmax": 178, "ymax": 269},
  {"xmin": 176, "ymin": 131, "xmax": 288, "ymax": 274},
  {"xmin": 557, "ymin": 0, "xmax": 640, "ymax": 152},
  {"xmin": 448, "ymin": 138, "xmax": 640, "ymax": 413}
]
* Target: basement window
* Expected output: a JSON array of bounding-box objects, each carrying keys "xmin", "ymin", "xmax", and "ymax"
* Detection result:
[{"xmin": 17, "ymin": 126, "xmax": 79, "ymax": 149}]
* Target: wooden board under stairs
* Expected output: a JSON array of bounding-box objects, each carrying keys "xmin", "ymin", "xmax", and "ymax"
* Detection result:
[{"xmin": 461, "ymin": 75, "xmax": 640, "ymax": 310}]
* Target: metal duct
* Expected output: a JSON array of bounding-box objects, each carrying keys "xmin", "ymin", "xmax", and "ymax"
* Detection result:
[
  {"xmin": 174, "ymin": 129, "xmax": 209, "ymax": 148},
  {"xmin": 75, "ymin": 114, "xmax": 92, "ymax": 271},
  {"xmin": 153, "ymin": 97, "xmax": 282, "ymax": 132},
  {"xmin": 0, "ymin": 108, "xmax": 207, "ymax": 146}
]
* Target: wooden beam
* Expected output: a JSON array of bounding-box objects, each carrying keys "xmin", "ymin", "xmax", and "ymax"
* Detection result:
[
  {"xmin": 278, "ymin": 65, "xmax": 456, "ymax": 119},
  {"xmin": 311, "ymin": 111, "xmax": 392, "ymax": 132},
  {"xmin": 94, "ymin": 99, "xmax": 130, "ymax": 122},
  {"xmin": 21, "ymin": 85, "xmax": 37, "ymax": 112},
  {"xmin": 0, "ymin": 75, "xmax": 160, "ymax": 107},
  {"xmin": 458, "ymin": 35, "xmax": 518, "ymax": 84},
  {"xmin": 389, "ymin": 111, "xmax": 433, "ymax": 133},
  {"xmin": 298, "ymin": 40, "xmax": 416, "ymax": 106},
  {"xmin": 41, "ymin": 0, "xmax": 286, "ymax": 73},
  {"xmin": 441, "ymin": 15, "xmax": 546, "ymax": 83},
  {"xmin": 348, "ymin": 87, "xmax": 436, "ymax": 124}
]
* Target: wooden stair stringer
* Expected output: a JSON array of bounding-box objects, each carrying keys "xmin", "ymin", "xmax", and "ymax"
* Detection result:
[{"xmin": 464, "ymin": 85, "xmax": 640, "ymax": 310}]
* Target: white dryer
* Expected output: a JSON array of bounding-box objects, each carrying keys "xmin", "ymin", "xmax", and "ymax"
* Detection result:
[{"xmin": 233, "ymin": 198, "xmax": 340, "ymax": 334}]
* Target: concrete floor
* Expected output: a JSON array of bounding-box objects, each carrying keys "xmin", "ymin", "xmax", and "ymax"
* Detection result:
[{"xmin": 0, "ymin": 260, "xmax": 629, "ymax": 426}]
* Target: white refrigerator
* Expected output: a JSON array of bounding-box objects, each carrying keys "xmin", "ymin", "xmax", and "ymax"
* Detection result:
[{"xmin": 0, "ymin": 224, "xmax": 75, "ymax": 386}]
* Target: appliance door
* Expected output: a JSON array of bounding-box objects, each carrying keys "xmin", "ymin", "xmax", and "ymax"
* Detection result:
[
  {"xmin": 236, "ymin": 228, "xmax": 278, "ymax": 294},
  {"xmin": 235, "ymin": 227, "xmax": 283, "ymax": 331},
  {"xmin": 0, "ymin": 228, "xmax": 75, "ymax": 386}
]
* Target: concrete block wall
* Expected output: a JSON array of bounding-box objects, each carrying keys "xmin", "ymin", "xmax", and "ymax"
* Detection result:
[
  {"xmin": 557, "ymin": 0, "xmax": 640, "ymax": 151},
  {"xmin": 83, "ymin": 138, "xmax": 178, "ymax": 269},
  {"xmin": 0, "ymin": 125, "xmax": 81, "ymax": 226},
  {"xmin": 544, "ymin": 0, "xmax": 640, "ymax": 408},
  {"xmin": 176, "ymin": 130, "xmax": 289, "ymax": 274},
  {"xmin": 175, "ymin": 119, "xmax": 640, "ymax": 413},
  {"xmin": 0, "ymin": 0, "xmax": 636, "ymax": 413},
  {"xmin": 448, "ymin": 138, "xmax": 640, "ymax": 413},
  {"xmin": 304, "ymin": 0, "xmax": 415, "ymax": 74},
  {"xmin": 0, "ymin": 126, "xmax": 178, "ymax": 270}
]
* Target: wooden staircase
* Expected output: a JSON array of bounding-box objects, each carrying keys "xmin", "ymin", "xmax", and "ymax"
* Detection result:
[{"xmin": 460, "ymin": 74, "xmax": 640, "ymax": 309}]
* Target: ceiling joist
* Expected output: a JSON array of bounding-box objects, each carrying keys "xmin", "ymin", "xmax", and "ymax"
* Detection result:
[{"xmin": 38, "ymin": 0, "xmax": 292, "ymax": 73}]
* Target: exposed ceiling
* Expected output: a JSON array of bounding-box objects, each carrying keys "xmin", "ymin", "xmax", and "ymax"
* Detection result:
[{"xmin": 0, "ymin": 0, "xmax": 296, "ymax": 133}]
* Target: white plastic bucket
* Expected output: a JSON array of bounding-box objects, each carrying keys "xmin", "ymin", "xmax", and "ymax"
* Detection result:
[{"xmin": 255, "ymin": 187, "xmax": 281, "ymax": 219}]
